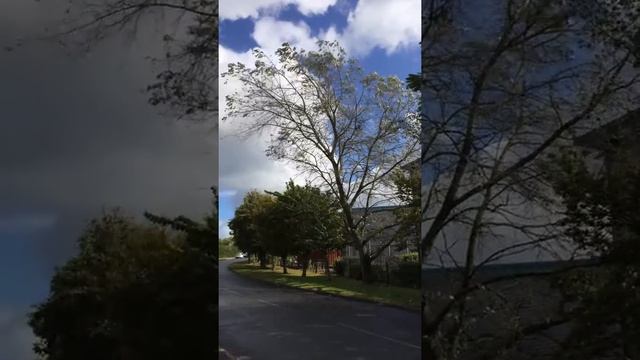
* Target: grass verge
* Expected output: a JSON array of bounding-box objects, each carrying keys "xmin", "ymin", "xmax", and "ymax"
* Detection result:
[{"xmin": 229, "ymin": 261, "xmax": 420, "ymax": 312}]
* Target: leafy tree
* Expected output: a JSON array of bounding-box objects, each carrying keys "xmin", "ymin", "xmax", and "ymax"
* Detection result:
[
  {"xmin": 268, "ymin": 181, "xmax": 345, "ymax": 277},
  {"xmin": 544, "ymin": 147, "xmax": 640, "ymax": 359},
  {"xmin": 570, "ymin": 0, "xmax": 640, "ymax": 67},
  {"xmin": 223, "ymin": 41, "xmax": 419, "ymax": 282},
  {"xmin": 259, "ymin": 192, "xmax": 296, "ymax": 274},
  {"xmin": 420, "ymin": 0, "xmax": 640, "ymax": 357},
  {"xmin": 143, "ymin": 186, "xmax": 218, "ymax": 261},
  {"xmin": 228, "ymin": 191, "xmax": 276, "ymax": 268},
  {"xmin": 28, "ymin": 206, "xmax": 218, "ymax": 360}
]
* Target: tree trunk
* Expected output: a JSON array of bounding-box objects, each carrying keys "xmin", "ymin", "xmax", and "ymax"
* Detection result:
[
  {"xmin": 281, "ymin": 255, "xmax": 288, "ymax": 274},
  {"xmin": 271, "ymin": 255, "xmax": 275, "ymax": 271},
  {"xmin": 358, "ymin": 249, "xmax": 373, "ymax": 283},
  {"xmin": 301, "ymin": 253, "xmax": 309, "ymax": 277},
  {"xmin": 259, "ymin": 251, "xmax": 267, "ymax": 268},
  {"xmin": 349, "ymin": 229, "xmax": 374, "ymax": 283},
  {"xmin": 385, "ymin": 261, "xmax": 390, "ymax": 285},
  {"xmin": 325, "ymin": 253, "xmax": 331, "ymax": 280}
]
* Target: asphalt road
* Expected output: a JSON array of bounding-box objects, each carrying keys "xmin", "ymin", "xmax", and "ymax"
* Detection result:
[{"xmin": 219, "ymin": 259, "xmax": 421, "ymax": 360}]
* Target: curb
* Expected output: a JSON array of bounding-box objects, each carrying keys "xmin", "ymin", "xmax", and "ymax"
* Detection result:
[
  {"xmin": 219, "ymin": 347, "xmax": 252, "ymax": 360},
  {"xmin": 227, "ymin": 263, "xmax": 420, "ymax": 313},
  {"xmin": 218, "ymin": 348, "xmax": 234, "ymax": 360}
]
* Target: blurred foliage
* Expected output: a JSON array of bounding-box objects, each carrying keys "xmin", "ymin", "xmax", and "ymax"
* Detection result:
[
  {"xmin": 547, "ymin": 147, "xmax": 640, "ymax": 358},
  {"xmin": 399, "ymin": 252, "xmax": 420, "ymax": 263},
  {"xmin": 29, "ymin": 191, "xmax": 218, "ymax": 360},
  {"xmin": 219, "ymin": 237, "xmax": 239, "ymax": 258}
]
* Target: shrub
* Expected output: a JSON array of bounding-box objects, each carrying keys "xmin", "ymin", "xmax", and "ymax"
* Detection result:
[{"xmin": 398, "ymin": 252, "xmax": 419, "ymax": 263}]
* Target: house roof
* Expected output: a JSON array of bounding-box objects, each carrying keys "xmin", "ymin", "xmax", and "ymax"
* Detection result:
[{"xmin": 574, "ymin": 108, "xmax": 640, "ymax": 151}]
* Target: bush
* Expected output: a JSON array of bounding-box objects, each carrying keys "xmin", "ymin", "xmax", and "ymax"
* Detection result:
[
  {"xmin": 398, "ymin": 252, "xmax": 419, "ymax": 263},
  {"xmin": 391, "ymin": 262, "xmax": 420, "ymax": 288}
]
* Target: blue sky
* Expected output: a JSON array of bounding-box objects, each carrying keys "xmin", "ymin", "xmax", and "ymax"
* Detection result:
[{"xmin": 218, "ymin": 0, "xmax": 420, "ymax": 238}]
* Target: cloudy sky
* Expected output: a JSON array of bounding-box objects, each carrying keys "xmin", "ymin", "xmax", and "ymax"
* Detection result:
[
  {"xmin": 0, "ymin": 2, "xmax": 216, "ymax": 358},
  {"xmin": 218, "ymin": 0, "xmax": 420, "ymax": 239}
]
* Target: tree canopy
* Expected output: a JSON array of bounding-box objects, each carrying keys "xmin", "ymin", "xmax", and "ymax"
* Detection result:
[
  {"xmin": 29, "ymin": 204, "xmax": 218, "ymax": 360},
  {"xmin": 228, "ymin": 190, "xmax": 276, "ymax": 268},
  {"xmin": 230, "ymin": 181, "xmax": 345, "ymax": 277}
]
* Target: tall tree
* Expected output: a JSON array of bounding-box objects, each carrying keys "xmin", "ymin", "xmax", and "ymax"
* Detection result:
[{"xmin": 223, "ymin": 41, "xmax": 420, "ymax": 282}]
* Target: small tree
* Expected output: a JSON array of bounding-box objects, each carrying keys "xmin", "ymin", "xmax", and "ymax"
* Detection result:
[
  {"xmin": 268, "ymin": 181, "xmax": 345, "ymax": 278},
  {"xmin": 260, "ymin": 192, "xmax": 296, "ymax": 274},
  {"xmin": 228, "ymin": 191, "xmax": 276, "ymax": 269}
]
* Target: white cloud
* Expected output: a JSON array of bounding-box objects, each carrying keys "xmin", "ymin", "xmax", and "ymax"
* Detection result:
[
  {"xmin": 252, "ymin": 17, "xmax": 317, "ymax": 52},
  {"xmin": 219, "ymin": 190, "xmax": 238, "ymax": 198},
  {"xmin": 220, "ymin": 0, "xmax": 337, "ymax": 20},
  {"xmin": 296, "ymin": 0, "xmax": 339, "ymax": 16},
  {"xmin": 219, "ymin": 220, "xmax": 231, "ymax": 238},
  {"xmin": 218, "ymin": 45, "xmax": 300, "ymax": 201},
  {"xmin": 247, "ymin": 1, "xmax": 420, "ymax": 57},
  {"xmin": 221, "ymin": 0, "xmax": 420, "ymax": 57},
  {"xmin": 223, "ymin": 0, "xmax": 420, "ymax": 66},
  {"xmin": 338, "ymin": 0, "xmax": 421, "ymax": 56}
]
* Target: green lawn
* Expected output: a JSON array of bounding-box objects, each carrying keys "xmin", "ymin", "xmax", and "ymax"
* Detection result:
[{"xmin": 229, "ymin": 261, "xmax": 420, "ymax": 311}]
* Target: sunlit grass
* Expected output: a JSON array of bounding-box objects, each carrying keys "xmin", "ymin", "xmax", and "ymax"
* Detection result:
[{"xmin": 229, "ymin": 261, "xmax": 420, "ymax": 311}]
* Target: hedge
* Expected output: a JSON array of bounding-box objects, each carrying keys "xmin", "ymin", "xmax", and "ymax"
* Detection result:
[{"xmin": 335, "ymin": 257, "xmax": 420, "ymax": 288}]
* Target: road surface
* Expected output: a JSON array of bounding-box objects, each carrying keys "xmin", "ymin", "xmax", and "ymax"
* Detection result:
[{"xmin": 219, "ymin": 259, "xmax": 420, "ymax": 360}]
